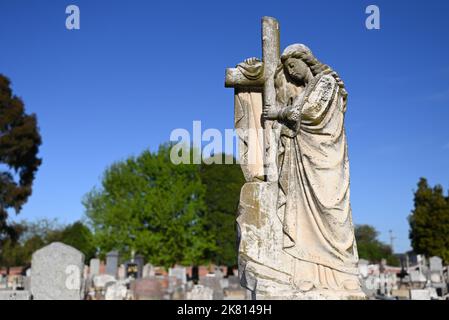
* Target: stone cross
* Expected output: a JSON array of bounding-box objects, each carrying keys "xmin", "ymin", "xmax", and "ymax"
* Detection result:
[{"xmin": 225, "ymin": 17, "xmax": 280, "ymax": 182}]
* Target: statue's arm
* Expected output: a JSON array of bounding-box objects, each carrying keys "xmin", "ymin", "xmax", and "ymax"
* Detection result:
[
  {"xmin": 267, "ymin": 75, "xmax": 337, "ymax": 123},
  {"xmin": 263, "ymin": 95, "xmax": 303, "ymax": 122}
]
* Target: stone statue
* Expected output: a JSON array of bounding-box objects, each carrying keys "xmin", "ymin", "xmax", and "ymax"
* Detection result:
[{"xmin": 225, "ymin": 17, "xmax": 365, "ymax": 299}]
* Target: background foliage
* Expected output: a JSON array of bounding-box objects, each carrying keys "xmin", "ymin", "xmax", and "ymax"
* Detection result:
[
  {"xmin": 0, "ymin": 74, "xmax": 42, "ymax": 242},
  {"xmin": 409, "ymin": 178, "xmax": 449, "ymax": 262}
]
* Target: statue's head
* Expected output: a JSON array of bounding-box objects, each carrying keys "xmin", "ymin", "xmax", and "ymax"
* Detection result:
[
  {"xmin": 280, "ymin": 44, "xmax": 315, "ymax": 84},
  {"xmin": 277, "ymin": 43, "xmax": 348, "ymax": 102}
]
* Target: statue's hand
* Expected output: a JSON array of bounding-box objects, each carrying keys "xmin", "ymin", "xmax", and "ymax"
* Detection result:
[
  {"xmin": 244, "ymin": 57, "xmax": 261, "ymax": 65},
  {"xmin": 262, "ymin": 108, "xmax": 278, "ymax": 120}
]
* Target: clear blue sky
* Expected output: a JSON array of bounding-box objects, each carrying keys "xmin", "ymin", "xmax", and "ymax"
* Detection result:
[{"xmin": 1, "ymin": 0, "xmax": 448, "ymax": 253}]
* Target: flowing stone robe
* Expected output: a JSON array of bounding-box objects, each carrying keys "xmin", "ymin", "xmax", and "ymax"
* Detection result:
[
  {"xmin": 231, "ymin": 61, "xmax": 265, "ymax": 181},
  {"xmin": 276, "ymin": 71, "xmax": 359, "ymax": 288}
]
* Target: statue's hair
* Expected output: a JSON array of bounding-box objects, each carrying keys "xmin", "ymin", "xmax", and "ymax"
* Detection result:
[{"xmin": 276, "ymin": 44, "xmax": 348, "ymax": 101}]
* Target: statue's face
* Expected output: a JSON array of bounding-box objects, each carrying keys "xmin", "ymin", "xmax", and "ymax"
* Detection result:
[{"xmin": 285, "ymin": 57, "xmax": 309, "ymax": 83}]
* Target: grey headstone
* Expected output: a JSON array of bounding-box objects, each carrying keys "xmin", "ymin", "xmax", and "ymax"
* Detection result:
[
  {"xmin": 142, "ymin": 264, "xmax": 155, "ymax": 278},
  {"xmin": 93, "ymin": 274, "xmax": 116, "ymax": 289},
  {"xmin": 188, "ymin": 285, "xmax": 213, "ymax": 300},
  {"xmin": 227, "ymin": 276, "xmax": 242, "ymax": 290},
  {"xmin": 429, "ymin": 256, "xmax": 443, "ymax": 272},
  {"xmin": 30, "ymin": 242, "xmax": 85, "ymax": 300},
  {"xmin": 23, "ymin": 276, "xmax": 31, "ymax": 291},
  {"xmin": 106, "ymin": 251, "xmax": 119, "ymax": 277},
  {"xmin": 134, "ymin": 255, "xmax": 144, "ymax": 278},
  {"xmin": 409, "ymin": 270, "xmax": 426, "ymax": 283},
  {"xmin": 105, "ymin": 282, "xmax": 128, "ymax": 300},
  {"xmin": 0, "ymin": 290, "xmax": 31, "ymax": 300},
  {"xmin": 89, "ymin": 258, "xmax": 100, "ymax": 276},
  {"xmin": 410, "ymin": 289, "xmax": 431, "ymax": 300},
  {"xmin": 358, "ymin": 259, "xmax": 369, "ymax": 278},
  {"xmin": 199, "ymin": 276, "xmax": 224, "ymax": 300},
  {"xmin": 117, "ymin": 264, "xmax": 126, "ymax": 280},
  {"xmin": 169, "ymin": 267, "xmax": 187, "ymax": 285}
]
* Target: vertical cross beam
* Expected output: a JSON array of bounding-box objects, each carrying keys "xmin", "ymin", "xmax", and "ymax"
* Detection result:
[{"xmin": 261, "ymin": 17, "xmax": 280, "ymax": 182}]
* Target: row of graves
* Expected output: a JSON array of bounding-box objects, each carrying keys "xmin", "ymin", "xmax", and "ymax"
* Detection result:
[
  {"xmin": 358, "ymin": 255, "xmax": 449, "ymax": 300},
  {"xmin": 4, "ymin": 241, "xmax": 447, "ymax": 300},
  {"xmin": 0, "ymin": 242, "xmax": 248, "ymax": 300}
]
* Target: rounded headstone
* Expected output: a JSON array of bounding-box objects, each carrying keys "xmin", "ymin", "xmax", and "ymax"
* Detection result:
[{"xmin": 30, "ymin": 242, "xmax": 85, "ymax": 300}]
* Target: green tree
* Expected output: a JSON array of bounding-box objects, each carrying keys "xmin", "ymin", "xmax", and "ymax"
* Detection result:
[
  {"xmin": 0, "ymin": 75, "xmax": 42, "ymax": 241},
  {"xmin": 84, "ymin": 144, "xmax": 215, "ymax": 268},
  {"xmin": 409, "ymin": 178, "xmax": 449, "ymax": 262},
  {"xmin": 200, "ymin": 154, "xmax": 244, "ymax": 267},
  {"xmin": 355, "ymin": 224, "xmax": 399, "ymax": 266},
  {"xmin": 53, "ymin": 222, "xmax": 96, "ymax": 261},
  {"xmin": 0, "ymin": 223, "xmax": 27, "ymax": 272},
  {"xmin": 0, "ymin": 219, "xmax": 95, "ymax": 270}
]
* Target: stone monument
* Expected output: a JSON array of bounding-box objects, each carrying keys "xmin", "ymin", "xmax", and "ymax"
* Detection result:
[
  {"xmin": 89, "ymin": 258, "xmax": 100, "ymax": 277},
  {"xmin": 225, "ymin": 17, "xmax": 365, "ymax": 300},
  {"xmin": 106, "ymin": 250, "xmax": 119, "ymax": 277},
  {"xmin": 30, "ymin": 242, "xmax": 85, "ymax": 300}
]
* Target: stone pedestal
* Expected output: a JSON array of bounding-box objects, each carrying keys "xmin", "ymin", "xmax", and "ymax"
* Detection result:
[
  {"xmin": 237, "ymin": 182, "xmax": 365, "ymax": 300},
  {"xmin": 237, "ymin": 182, "xmax": 292, "ymax": 298}
]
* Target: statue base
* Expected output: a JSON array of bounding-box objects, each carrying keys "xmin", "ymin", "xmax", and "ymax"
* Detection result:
[{"xmin": 237, "ymin": 182, "xmax": 366, "ymax": 300}]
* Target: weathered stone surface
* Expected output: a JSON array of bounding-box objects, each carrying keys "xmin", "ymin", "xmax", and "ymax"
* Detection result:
[
  {"xmin": 93, "ymin": 274, "xmax": 116, "ymax": 289},
  {"xmin": 117, "ymin": 264, "xmax": 126, "ymax": 280},
  {"xmin": 131, "ymin": 278, "xmax": 164, "ymax": 300},
  {"xmin": 227, "ymin": 17, "xmax": 365, "ymax": 300},
  {"xmin": 89, "ymin": 258, "xmax": 100, "ymax": 276},
  {"xmin": 199, "ymin": 276, "xmax": 224, "ymax": 300},
  {"xmin": 30, "ymin": 242, "xmax": 85, "ymax": 300},
  {"xmin": 237, "ymin": 181, "xmax": 293, "ymax": 297},
  {"xmin": 105, "ymin": 282, "xmax": 128, "ymax": 300},
  {"xmin": 187, "ymin": 285, "xmax": 214, "ymax": 300},
  {"xmin": 105, "ymin": 251, "xmax": 119, "ymax": 277},
  {"xmin": 169, "ymin": 266, "xmax": 187, "ymax": 285},
  {"xmin": 410, "ymin": 289, "xmax": 431, "ymax": 300},
  {"xmin": 0, "ymin": 290, "xmax": 31, "ymax": 300},
  {"xmin": 142, "ymin": 263, "xmax": 155, "ymax": 278}
]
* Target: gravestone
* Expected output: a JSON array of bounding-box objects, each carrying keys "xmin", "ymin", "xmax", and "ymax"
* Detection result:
[
  {"xmin": 142, "ymin": 263, "xmax": 155, "ymax": 278},
  {"xmin": 118, "ymin": 264, "xmax": 126, "ymax": 280},
  {"xmin": 199, "ymin": 275, "xmax": 224, "ymax": 300},
  {"xmin": 89, "ymin": 258, "xmax": 100, "ymax": 277},
  {"xmin": 131, "ymin": 278, "xmax": 164, "ymax": 300},
  {"xmin": 409, "ymin": 270, "xmax": 426, "ymax": 283},
  {"xmin": 169, "ymin": 266, "xmax": 187, "ymax": 285},
  {"xmin": 429, "ymin": 256, "xmax": 443, "ymax": 283},
  {"xmin": 106, "ymin": 251, "xmax": 119, "ymax": 277},
  {"xmin": 93, "ymin": 274, "xmax": 116, "ymax": 289},
  {"xmin": 429, "ymin": 256, "xmax": 443, "ymax": 271},
  {"xmin": 227, "ymin": 276, "xmax": 242, "ymax": 290},
  {"xmin": 428, "ymin": 256, "xmax": 445, "ymax": 295},
  {"xmin": 134, "ymin": 254, "xmax": 144, "ymax": 278},
  {"xmin": 0, "ymin": 274, "xmax": 6, "ymax": 289},
  {"xmin": 188, "ymin": 285, "xmax": 214, "ymax": 300},
  {"xmin": 30, "ymin": 242, "xmax": 85, "ymax": 300},
  {"xmin": 105, "ymin": 282, "xmax": 128, "ymax": 300},
  {"xmin": 410, "ymin": 289, "xmax": 431, "ymax": 300},
  {"xmin": 358, "ymin": 259, "xmax": 369, "ymax": 278}
]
